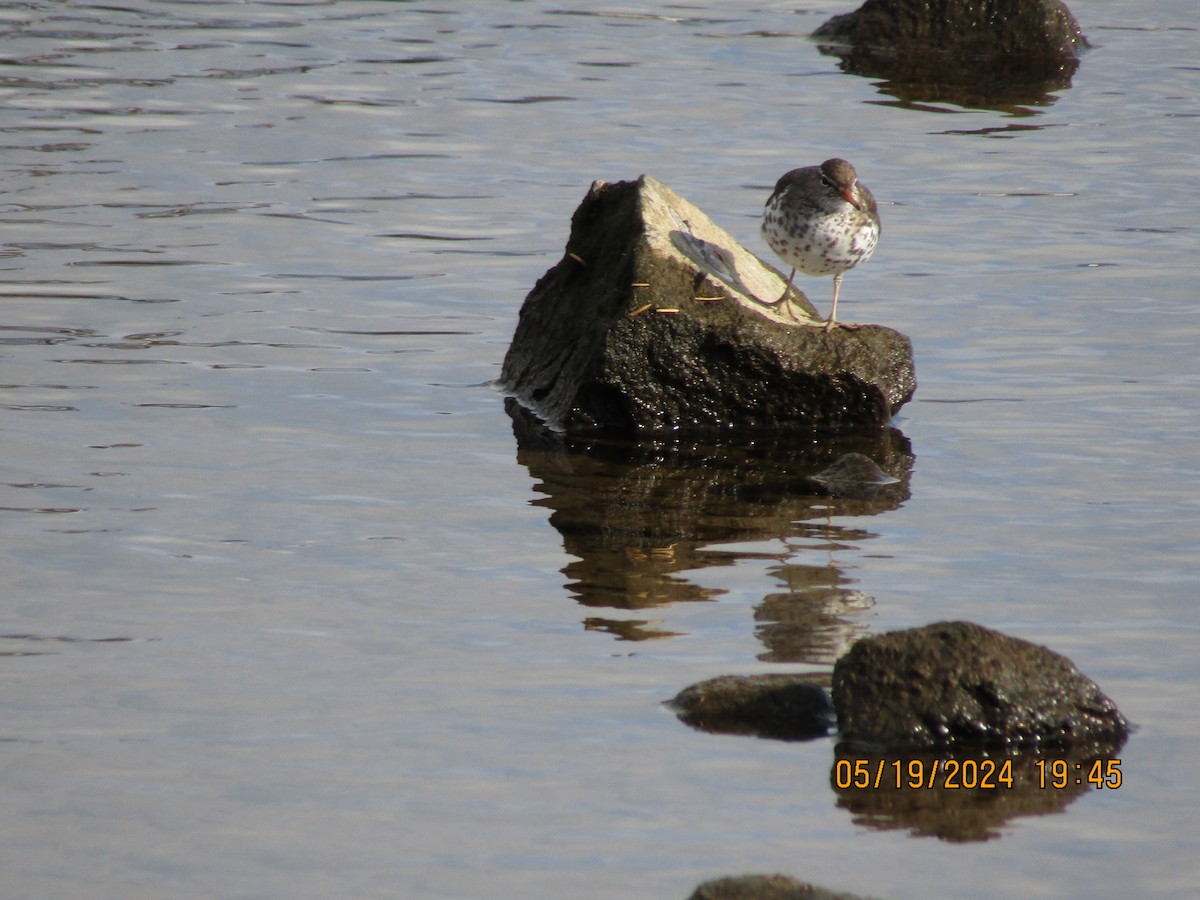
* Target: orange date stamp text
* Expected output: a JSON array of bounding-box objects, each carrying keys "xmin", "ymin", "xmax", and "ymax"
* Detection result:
[{"xmin": 834, "ymin": 757, "xmax": 1123, "ymax": 790}]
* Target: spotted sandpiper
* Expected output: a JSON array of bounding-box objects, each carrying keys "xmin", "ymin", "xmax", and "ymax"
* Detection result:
[{"xmin": 761, "ymin": 158, "xmax": 880, "ymax": 330}]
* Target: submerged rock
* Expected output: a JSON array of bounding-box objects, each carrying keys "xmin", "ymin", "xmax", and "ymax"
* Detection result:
[
  {"xmin": 688, "ymin": 874, "xmax": 874, "ymax": 900},
  {"xmin": 808, "ymin": 452, "xmax": 900, "ymax": 498},
  {"xmin": 500, "ymin": 176, "xmax": 915, "ymax": 435},
  {"xmin": 832, "ymin": 621, "xmax": 1128, "ymax": 752},
  {"xmin": 813, "ymin": 0, "xmax": 1089, "ymax": 109},
  {"xmin": 669, "ymin": 674, "xmax": 834, "ymax": 741}
]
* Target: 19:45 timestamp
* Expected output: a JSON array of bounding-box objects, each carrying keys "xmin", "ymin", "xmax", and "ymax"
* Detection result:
[{"xmin": 1037, "ymin": 758, "xmax": 1122, "ymax": 789}]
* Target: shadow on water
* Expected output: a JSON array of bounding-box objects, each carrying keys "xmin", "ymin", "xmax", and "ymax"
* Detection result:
[{"xmin": 508, "ymin": 401, "xmax": 913, "ymax": 661}]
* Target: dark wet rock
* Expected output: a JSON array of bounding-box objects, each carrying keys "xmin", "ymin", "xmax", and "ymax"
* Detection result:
[
  {"xmin": 832, "ymin": 621, "xmax": 1128, "ymax": 752},
  {"xmin": 500, "ymin": 175, "xmax": 915, "ymax": 435},
  {"xmin": 813, "ymin": 0, "xmax": 1089, "ymax": 110},
  {"xmin": 815, "ymin": 0, "xmax": 1087, "ymax": 58},
  {"xmin": 669, "ymin": 674, "xmax": 834, "ymax": 741},
  {"xmin": 688, "ymin": 874, "xmax": 873, "ymax": 900}
]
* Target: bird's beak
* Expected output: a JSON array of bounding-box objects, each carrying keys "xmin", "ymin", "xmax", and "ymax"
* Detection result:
[{"xmin": 841, "ymin": 186, "xmax": 861, "ymax": 209}]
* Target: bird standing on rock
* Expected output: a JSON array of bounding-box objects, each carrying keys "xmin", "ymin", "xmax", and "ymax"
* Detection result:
[{"xmin": 761, "ymin": 158, "xmax": 880, "ymax": 330}]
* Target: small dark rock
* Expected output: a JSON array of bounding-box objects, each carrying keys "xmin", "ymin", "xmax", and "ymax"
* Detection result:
[
  {"xmin": 832, "ymin": 621, "xmax": 1128, "ymax": 752},
  {"xmin": 500, "ymin": 176, "xmax": 915, "ymax": 435},
  {"xmin": 688, "ymin": 874, "xmax": 873, "ymax": 900},
  {"xmin": 815, "ymin": 0, "xmax": 1087, "ymax": 58},
  {"xmin": 670, "ymin": 674, "xmax": 835, "ymax": 741},
  {"xmin": 813, "ymin": 0, "xmax": 1089, "ymax": 109}
]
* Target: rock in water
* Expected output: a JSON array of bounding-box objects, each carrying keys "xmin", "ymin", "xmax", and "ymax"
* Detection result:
[
  {"xmin": 500, "ymin": 176, "xmax": 915, "ymax": 435},
  {"xmin": 832, "ymin": 621, "xmax": 1128, "ymax": 752},
  {"xmin": 809, "ymin": 452, "xmax": 900, "ymax": 498},
  {"xmin": 813, "ymin": 0, "xmax": 1089, "ymax": 109},
  {"xmin": 688, "ymin": 874, "xmax": 874, "ymax": 900},
  {"xmin": 669, "ymin": 674, "xmax": 835, "ymax": 741},
  {"xmin": 814, "ymin": 0, "xmax": 1088, "ymax": 58}
]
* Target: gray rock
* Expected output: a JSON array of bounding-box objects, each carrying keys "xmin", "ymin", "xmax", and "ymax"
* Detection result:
[
  {"xmin": 832, "ymin": 621, "xmax": 1128, "ymax": 752},
  {"xmin": 688, "ymin": 874, "xmax": 874, "ymax": 900},
  {"xmin": 500, "ymin": 176, "xmax": 915, "ymax": 435},
  {"xmin": 813, "ymin": 0, "xmax": 1089, "ymax": 109},
  {"xmin": 669, "ymin": 674, "xmax": 834, "ymax": 741}
]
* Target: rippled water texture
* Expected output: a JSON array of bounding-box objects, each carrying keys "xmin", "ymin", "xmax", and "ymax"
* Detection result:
[{"xmin": 1, "ymin": 2, "xmax": 1198, "ymax": 898}]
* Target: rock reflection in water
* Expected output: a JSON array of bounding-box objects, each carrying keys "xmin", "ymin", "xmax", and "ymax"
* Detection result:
[
  {"xmin": 756, "ymin": 583, "xmax": 876, "ymax": 665},
  {"xmin": 509, "ymin": 402, "xmax": 912, "ymax": 654},
  {"xmin": 830, "ymin": 745, "xmax": 1123, "ymax": 843},
  {"xmin": 812, "ymin": 0, "xmax": 1089, "ymax": 114},
  {"xmin": 818, "ymin": 42, "xmax": 1080, "ymax": 115}
]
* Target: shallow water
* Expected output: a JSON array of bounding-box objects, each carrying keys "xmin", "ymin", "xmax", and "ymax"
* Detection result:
[{"xmin": 1, "ymin": 1, "xmax": 1198, "ymax": 897}]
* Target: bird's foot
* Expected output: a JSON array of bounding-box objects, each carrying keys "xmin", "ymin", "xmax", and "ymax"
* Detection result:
[
  {"xmin": 822, "ymin": 320, "xmax": 862, "ymax": 332},
  {"xmin": 761, "ymin": 292, "xmax": 804, "ymax": 323}
]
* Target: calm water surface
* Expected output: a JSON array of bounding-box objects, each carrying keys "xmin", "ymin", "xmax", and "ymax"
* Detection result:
[{"xmin": 1, "ymin": 2, "xmax": 1198, "ymax": 898}]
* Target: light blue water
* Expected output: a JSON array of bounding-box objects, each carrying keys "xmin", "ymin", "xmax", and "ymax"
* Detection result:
[{"xmin": 1, "ymin": 2, "xmax": 1198, "ymax": 897}]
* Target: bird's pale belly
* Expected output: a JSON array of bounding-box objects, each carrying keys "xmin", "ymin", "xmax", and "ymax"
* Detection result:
[{"xmin": 762, "ymin": 206, "xmax": 878, "ymax": 278}]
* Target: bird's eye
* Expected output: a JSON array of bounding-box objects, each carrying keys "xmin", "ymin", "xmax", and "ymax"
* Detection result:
[{"xmin": 821, "ymin": 174, "xmax": 836, "ymax": 189}]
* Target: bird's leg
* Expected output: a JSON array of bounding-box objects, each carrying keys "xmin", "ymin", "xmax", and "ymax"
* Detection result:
[
  {"xmin": 764, "ymin": 268, "xmax": 802, "ymax": 321},
  {"xmin": 823, "ymin": 272, "xmax": 844, "ymax": 331}
]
